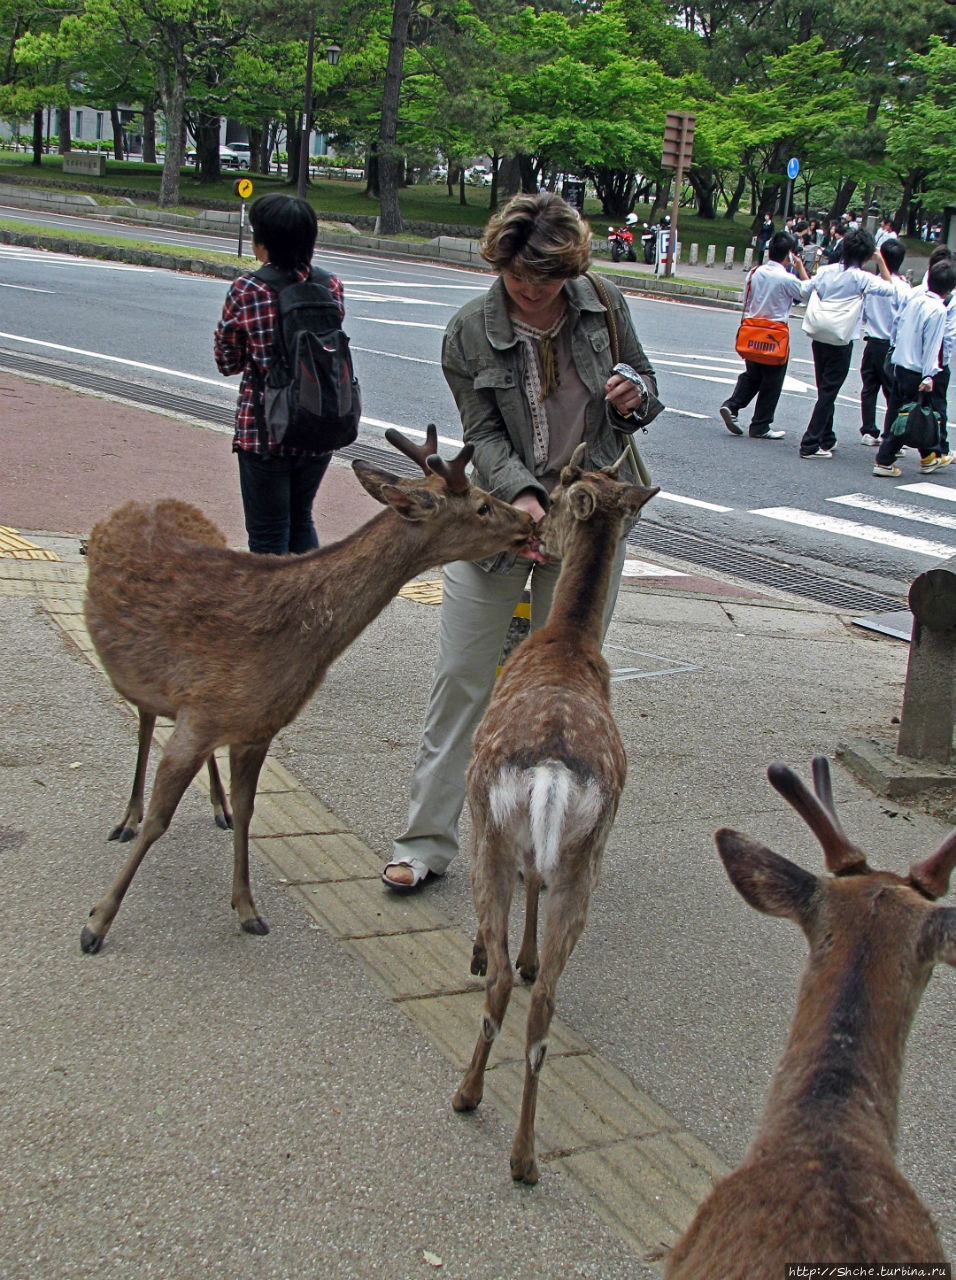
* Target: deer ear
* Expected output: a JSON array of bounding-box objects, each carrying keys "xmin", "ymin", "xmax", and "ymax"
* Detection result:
[
  {"xmin": 567, "ymin": 483, "xmax": 596, "ymax": 521},
  {"xmin": 380, "ymin": 484, "xmax": 442, "ymax": 522},
  {"xmin": 716, "ymin": 829, "xmax": 819, "ymax": 928},
  {"xmin": 352, "ymin": 459, "xmax": 403, "ymax": 504},
  {"xmin": 621, "ymin": 484, "xmax": 660, "ymax": 520},
  {"xmin": 919, "ymin": 908, "xmax": 956, "ymax": 969}
]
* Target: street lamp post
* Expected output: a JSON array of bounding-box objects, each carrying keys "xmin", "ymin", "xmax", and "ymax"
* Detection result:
[{"xmin": 296, "ymin": 17, "xmax": 341, "ymax": 200}]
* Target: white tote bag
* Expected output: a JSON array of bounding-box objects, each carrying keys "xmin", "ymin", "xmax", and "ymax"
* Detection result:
[{"xmin": 801, "ymin": 289, "xmax": 863, "ymax": 345}]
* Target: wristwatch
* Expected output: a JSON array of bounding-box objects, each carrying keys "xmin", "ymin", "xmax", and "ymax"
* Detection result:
[{"xmin": 611, "ymin": 362, "xmax": 650, "ymax": 421}]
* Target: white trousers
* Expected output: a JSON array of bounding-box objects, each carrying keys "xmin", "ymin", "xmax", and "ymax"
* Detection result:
[{"xmin": 392, "ymin": 541, "xmax": 627, "ymax": 875}]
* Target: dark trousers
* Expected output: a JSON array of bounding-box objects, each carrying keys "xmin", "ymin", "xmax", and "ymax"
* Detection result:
[
  {"xmin": 800, "ymin": 340, "xmax": 854, "ymax": 454},
  {"xmin": 726, "ymin": 358, "xmax": 789, "ymax": 434},
  {"xmin": 859, "ymin": 336, "xmax": 891, "ymax": 436},
  {"xmin": 875, "ymin": 367, "xmax": 936, "ymax": 466},
  {"xmin": 237, "ymin": 448, "xmax": 332, "ymax": 555},
  {"xmin": 933, "ymin": 365, "xmax": 951, "ymax": 453}
]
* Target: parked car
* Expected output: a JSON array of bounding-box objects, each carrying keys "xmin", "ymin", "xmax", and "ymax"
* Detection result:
[
  {"xmin": 227, "ymin": 142, "xmax": 251, "ymax": 170},
  {"xmin": 184, "ymin": 145, "xmax": 242, "ymax": 169},
  {"xmin": 465, "ymin": 164, "xmax": 492, "ymax": 186}
]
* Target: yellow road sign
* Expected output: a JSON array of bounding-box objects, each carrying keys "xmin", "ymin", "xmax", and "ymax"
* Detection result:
[{"xmin": 235, "ymin": 178, "xmax": 253, "ymax": 199}]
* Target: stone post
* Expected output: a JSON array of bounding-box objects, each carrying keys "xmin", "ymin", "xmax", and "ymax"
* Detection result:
[
  {"xmin": 689, "ymin": 243, "xmax": 699, "ymax": 266},
  {"xmin": 897, "ymin": 555, "xmax": 956, "ymax": 764},
  {"xmin": 724, "ymin": 246, "xmax": 735, "ymax": 270},
  {"xmin": 705, "ymin": 245, "xmax": 716, "ymax": 268}
]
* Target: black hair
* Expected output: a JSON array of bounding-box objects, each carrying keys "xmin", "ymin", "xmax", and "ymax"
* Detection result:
[
  {"xmin": 928, "ymin": 245, "xmax": 953, "ymax": 268},
  {"xmin": 880, "ymin": 238, "xmax": 906, "ymax": 274},
  {"xmin": 928, "ymin": 260, "xmax": 956, "ymax": 299},
  {"xmin": 248, "ymin": 194, "xmax": 318, "ymax": 270},
  {"xmin": 768, "ymin": 231, "xmax": 797, "ymax": 262},
  {"xmin": 840, "ymin": 227, "xmax": 875, "ymax": 268}
]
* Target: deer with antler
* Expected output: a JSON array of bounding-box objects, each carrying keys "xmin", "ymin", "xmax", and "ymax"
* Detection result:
[
  {"xmin": 666, "ymin": 756, "xmax": 956, "ymax": 1277},
  {"xmin": 80, "ymin": 428, "xmax": 533, "ymax": 954},
  {"xmin": 452, "ymin": 444, "xmax": 658, "ymax": 1184}
]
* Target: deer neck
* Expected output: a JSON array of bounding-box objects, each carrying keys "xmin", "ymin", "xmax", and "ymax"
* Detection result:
[
  {"xmin": 751, "ymin": 939, "xmax": 923, "ymax": 1158},
  {"xmin": 548, "ymin": 513, "xmax": 620, "ymax": 643},
  {"xmin": 270, "ymin": 508, "xmax": 443, "ymax": 680}
]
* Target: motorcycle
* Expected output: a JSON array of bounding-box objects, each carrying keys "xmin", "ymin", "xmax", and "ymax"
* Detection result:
[
  {"xmin": 607, "ymin": 225, "xmax": 637, "ymax": 263},
  {"xmin": 640, "ymin": 223, "xmax": 656, "ymax": 264}
]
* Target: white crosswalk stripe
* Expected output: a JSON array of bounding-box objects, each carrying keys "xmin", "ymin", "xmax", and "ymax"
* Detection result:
[
  {"xmin": 828, "ymin": 492, "xmax": 956, "ymax": 532},
  {"xmin": 750, "ymin": 506, "xmax": 955, "ymax": 559}
]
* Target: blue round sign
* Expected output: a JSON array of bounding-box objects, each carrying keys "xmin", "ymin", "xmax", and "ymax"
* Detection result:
[{"xmin": 787, "ymin": 157, "xmax": 800, "ymax": 180}]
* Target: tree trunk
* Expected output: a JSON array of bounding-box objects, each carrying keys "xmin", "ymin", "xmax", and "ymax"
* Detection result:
[
  {"xmin": 248, "ymin": 124, "xmax": 263, "ymax": 173},
  {"xmin": 366, "ymin": 144, "xmax": 380, "ymax": 198},
  {"xmin": 31, "ymin": 109, "xmax": 43, "ymax": 166},
  {"xmin": 111, "ymin": 106, "xmax": 124, "ymax": 161},
  {"xmin": 497, "ymin": 155, "xmax": 521, "ymax": 199},
  {"xmin": 516, "ymin": 153, "xmax": 539, "ymax": 194},
  {"xmin": 688, "ymin": 167, "xmax": 717, "ymax": 219},
  {"xmin": 158, "ymin": 48, "xmax": 187, "ymax": 208},
  {"xmin": 377, "ymin": 0, "xmax": 411, "ymax": 235},
  {"xmin": 651, "ymin": 174, "xmax": 673, "ymax": 221},
  {"xmin": 142, "ymin": 104, "xmax": 156, "ymax": 163},
  {"xmin": 59, "ymin": 99, "xmax": 72, "ymax": 153},
  {"xmin": 488, "ymin": 150, "xmax": 500, "ymax": 212},
  {"xmin": 286, "ymin": 110, "xmax": 301, "ymax": 188},
  {"xmin": 724, "ymin": 172, "xmax": 746, "ymax": 219},
  {"xmin": 197, "ymin": 114, "xmax": 221, "ymax": 182}
]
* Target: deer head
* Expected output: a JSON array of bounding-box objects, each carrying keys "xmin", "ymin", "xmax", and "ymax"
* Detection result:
[{"xmin": 538, "ymin": 443, "xmax": 659, "ymax": 559}]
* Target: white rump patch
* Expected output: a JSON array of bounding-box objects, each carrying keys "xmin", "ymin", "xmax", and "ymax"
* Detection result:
[{"xmin": 489, "ymin": 762, "xmax": 604, "ymax": 879}]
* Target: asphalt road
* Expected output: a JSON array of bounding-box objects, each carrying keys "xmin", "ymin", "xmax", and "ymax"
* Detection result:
[{"xmin": 2, "ymin": 226, "xmax": 955, "ymax": 596}]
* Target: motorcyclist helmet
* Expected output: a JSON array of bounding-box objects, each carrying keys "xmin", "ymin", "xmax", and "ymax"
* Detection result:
[
  {"xmin": 661, "ymin": 214, "xmax": 671, "ymax": 227},
  {"xmin": 625, "ymin": 213, "xmax": 638, "ymax": 227}
]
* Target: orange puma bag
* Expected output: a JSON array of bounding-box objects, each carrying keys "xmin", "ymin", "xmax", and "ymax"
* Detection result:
[{"xmin": 735, "ymin": 269, "xmax": 790, "ymax": 365}]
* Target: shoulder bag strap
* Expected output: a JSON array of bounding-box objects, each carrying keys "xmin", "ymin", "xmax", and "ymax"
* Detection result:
[{"xmin": 585, "ymin": 271, "xmax": 652, "ymax": 487}]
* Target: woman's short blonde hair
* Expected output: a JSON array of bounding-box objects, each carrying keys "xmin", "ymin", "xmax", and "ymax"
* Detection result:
[{"xmin": 480, "ymin": 192, "xmax": 591, "ymax": 281}]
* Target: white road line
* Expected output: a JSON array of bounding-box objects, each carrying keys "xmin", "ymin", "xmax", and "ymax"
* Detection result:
[
  {"xmin": 353, "ymin": 346, "xmax": 440, "ymax": 366},
  {"xmin": 0, "ymin": 282, "xmax": 54, "ymax": 293},
  {"xmin": 900, "ymin": 482, "xmax": 956, "ymax": 503},
  {"xmin": 751, "ymin": 506, "xmax": 955, "ymax": 558},
  {"xmin": 353, "ymin": 316, "xmax": 447, "ymax": 330},
  {"xmin": 0, "ymin": 330, "xmax": 225, "ymax": 386},
  {"xmin": 656, "ymin": 491, "xmax": 733, "ymax": 512},
  {"xmin": 828, "ymin": 492, "xmax": 956, "ymax": 531}
]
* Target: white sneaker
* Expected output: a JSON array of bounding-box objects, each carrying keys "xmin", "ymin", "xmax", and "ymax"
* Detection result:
[{"xmin": 860, "ymin": 434, "xmax": 879, "ymax": 446}]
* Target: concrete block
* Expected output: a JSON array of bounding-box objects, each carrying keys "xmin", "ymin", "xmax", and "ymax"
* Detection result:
[
  {"xmin": 743, "ymin": 246, "xmax": 754, "ymax": 271},
  {"xmin": 705, "ymin": 244, "xmax": 716, "ymax": 268},
  {"xmin": 724, "ymin": 245, "xmax": 735, "ymax": 269},
  {"xmin": 689, "ymin": 243, "xmax": 699, "ymax": 265},
  {"xmin": 63, "ymin": 151, "xmax": 106, "ymax": 177}
]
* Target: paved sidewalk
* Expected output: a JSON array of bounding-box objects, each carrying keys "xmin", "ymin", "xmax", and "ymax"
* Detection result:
[{"xmin": 1, "ymin": 373, "xmax": 954, "ymax": 1278}]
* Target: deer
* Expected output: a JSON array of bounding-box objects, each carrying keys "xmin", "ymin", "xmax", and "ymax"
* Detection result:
[
  {"xmin": 80, "ymin": 426, "xmax": 533, "ymax": 955},
  {"xmin": 666, "ymin": 756, "xmax": 956, "ymax": 1278},
  {"xmin": 452, "ymin": 443, "xmax": 659, "ymax": 1184}
]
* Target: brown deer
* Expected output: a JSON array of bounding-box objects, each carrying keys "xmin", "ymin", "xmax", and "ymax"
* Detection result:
[
  {"xmin": 452, "ymin": 444, "xmax": 658, "ymax": 1184},
  {"xmin": 666, "ymin": 756, "xmax": 956, "ymax": 1277},
  {"xmin": 81, "ymin": 427, "xmax": 533, "ymax": 954}
]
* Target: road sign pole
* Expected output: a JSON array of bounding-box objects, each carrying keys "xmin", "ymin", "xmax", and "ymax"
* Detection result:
[{"xmin": 234, "ymin": 178, "xmax": 254, "ymax": 258}]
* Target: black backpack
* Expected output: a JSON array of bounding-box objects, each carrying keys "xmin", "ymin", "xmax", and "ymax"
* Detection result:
[{"xmin": 252, "ymin": 262, "xmax": 361, "ymax": 454}]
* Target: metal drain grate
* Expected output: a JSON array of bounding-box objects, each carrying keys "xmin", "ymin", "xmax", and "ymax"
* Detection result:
[
  {"xmin": 628, "ymin": 520, "xmax": 905, "ymax": 613},
  {"xmin": 1, "ymin": 348, "xmax": 907, "ymax": 613}
]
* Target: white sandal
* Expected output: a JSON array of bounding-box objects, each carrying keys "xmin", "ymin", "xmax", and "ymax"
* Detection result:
[{"xmin": 381, "ymin": 857, "xmax": 439, "ymax": 894}]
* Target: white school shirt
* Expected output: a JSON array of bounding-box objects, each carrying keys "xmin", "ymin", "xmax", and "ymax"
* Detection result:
[
  {"xmin": 913, "ymin": 276, "xmax": 956, "ymax": 366},
  {"xmin": 862, "ymin": 274, "xmax": 910, "ymax": 342},
  {"xmin": 891, "ymin": 288, "xmax": 947, "ymax": 379},
  {"xmin": 810, "ymin": 264, "xmax": 897, "ymax": 340},
  {"xmin": 743, "ymin": 259, "xmax": 813, "ymax": 321}
]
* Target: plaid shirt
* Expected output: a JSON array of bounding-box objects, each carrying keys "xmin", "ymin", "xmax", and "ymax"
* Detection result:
[{"xmin": 214, "ymin": 265, "xmax": 346, "ymax": 453}]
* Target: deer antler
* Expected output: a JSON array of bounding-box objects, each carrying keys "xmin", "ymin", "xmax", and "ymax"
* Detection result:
[
  {"xmin": 427, "ymin": 444, "xmax": 475, "ymax": 495},
  {"xmin": 909, "ymin": 828, "xmax": 956, "ymax": 900},
  {"xmin": 767, "ymin": 756, "xmax": 869, "ymax": 876},
  {"xmin": 604, "ymin": 447, "xmax": 631, "ymax": 478},
  {"xmin": 384, "ymin": 424, "xmax": 440, "ymax": 475}
]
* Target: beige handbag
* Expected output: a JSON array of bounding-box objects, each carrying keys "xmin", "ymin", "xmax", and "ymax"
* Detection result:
[{"xmin": 801, "ymin": 288, "xmax": 863, "ymax": 345}]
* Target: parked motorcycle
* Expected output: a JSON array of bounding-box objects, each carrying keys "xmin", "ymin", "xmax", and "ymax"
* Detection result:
[
  {"xmin": 640, "ymin": 223, "xmax": 656, "ymax": 264},
  {"xmin": 607, "ymin": 225, "xmax": 637, "ymax": 263}
]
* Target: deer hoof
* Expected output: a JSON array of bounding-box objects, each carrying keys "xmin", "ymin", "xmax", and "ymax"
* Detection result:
[
  {"xmin": 452, "ymin": 1087, "xmax": 481, "ymax": 1113},
  {"xmin": 215, "ymin": 814, "xmax": 233, "ymax": 831},
  {"xmin": 108, "ymin": 824, "xmax": 136, "ymax": 843},
  {"xmin": 80, "ymin": 925, "xmax": 104, "ymax": 954},
  {"xmin": 241, "ymin": 915, "xmax": 270, "ymax": 936},
  {"xmin": 516, "ymin": 959, "xmax": 538, "ymax": 984},
  {"xmin": 470, "ymin": 947, "xmax": 487, "ymax": 977},
  {"xmin": 510, "ymin": 1155, "xmax": 539, "ymax": 1186}
]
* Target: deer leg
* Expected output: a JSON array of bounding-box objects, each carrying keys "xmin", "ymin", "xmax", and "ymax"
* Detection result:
[
  {"xmin": 469, "ymin": 923, "xmax": 487, "ymax": 976},
  {"xmin": 108, "ymin": 710, "xmax": 156, "ymax": 842},
  {"xmin": 515, "ymin": 866, "xmax": 543, "ymax": 983},
  {"xmin": 207, "ymin": 754, "xmax": 233, "ymax": 831},
  {"xmin": 510, "ymin": 883, "xmax": 589, "ymax": 1185},
  {"xmin": 82, "ymin": 721, "xmax": 209, "ymax": 953},
  {"xmin": 454, "ymin": 845, "xmax": 516, "ymax": 1113},
  {"xmin": 227, "ymin": 741, "xmax": 271, "ymax": 935}
]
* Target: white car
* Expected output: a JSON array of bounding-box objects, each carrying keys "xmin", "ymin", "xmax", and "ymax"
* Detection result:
[
  {"xmin": 465, "ymin": 165, "xmax": 492, "ymax": 186},
  {"xmin": 227, "ymin": 143, "xmax": 251, "ymax": 170},
  {"xmin": 185, "ymin": 145, "xmax": 242, "ymax": 169}
]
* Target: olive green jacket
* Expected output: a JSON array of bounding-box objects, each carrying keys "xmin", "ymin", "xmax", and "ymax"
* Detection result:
[{"xmin": 441, "ymin": 273, "xmax": 662, "ymax": 514}]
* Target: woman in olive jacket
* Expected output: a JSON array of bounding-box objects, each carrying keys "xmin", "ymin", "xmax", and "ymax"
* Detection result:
[{"xmin": 382, "ymin": 192, "xmax": 662, "ymax": 892}]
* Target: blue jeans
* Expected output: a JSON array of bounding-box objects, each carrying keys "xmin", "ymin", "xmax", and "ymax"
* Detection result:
[{"xmin": 236, "ymin": 449, "xmax": 331, "ymax": 554}]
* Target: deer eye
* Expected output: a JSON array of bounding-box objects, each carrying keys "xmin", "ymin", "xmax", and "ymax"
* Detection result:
[{"xmin": 477, "ymin": 502, "xmax": 490, "ymax": 516}]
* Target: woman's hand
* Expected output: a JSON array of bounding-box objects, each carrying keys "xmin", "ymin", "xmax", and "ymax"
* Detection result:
[
  {"xmin": 511, "ymin": 491, "xmax": 549, "ymax": 562},
  {"xmin": 605, "ymin": 371, "xmax": 645, "ymax": 417}
]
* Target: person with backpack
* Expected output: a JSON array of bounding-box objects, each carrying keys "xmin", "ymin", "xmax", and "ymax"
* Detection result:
[
  {"xmin": 214, "ymin": 194, "xmax": 348, "ymax": 554},
  {"xmin": 872, "ymin": 258, "xmax": 956, "ymax": 477}
]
